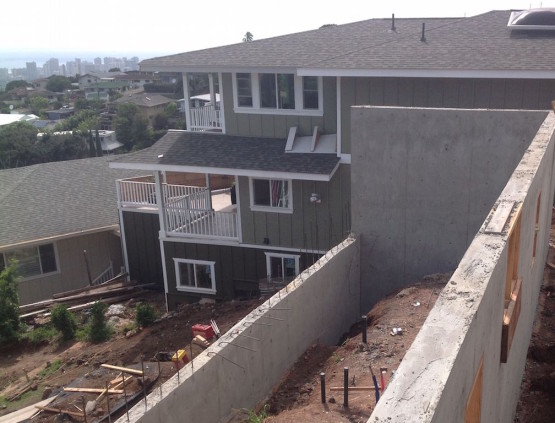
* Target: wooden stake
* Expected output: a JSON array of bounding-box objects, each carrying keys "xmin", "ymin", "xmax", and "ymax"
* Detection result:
[{"xmin": 330, "ymin": 386, "xmax": 377, "ymax": 391}]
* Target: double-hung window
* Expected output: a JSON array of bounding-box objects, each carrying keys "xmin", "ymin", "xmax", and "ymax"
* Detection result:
[
  {"xmin": 236, "ymin": 73, "xmax": 253, "ymax": 107},
  {"xmin": 302, "ymin": 76, "xmax": 319, "ymax": 109},
  {"xmin": 250, "ymin": 178, "xmax": 292, "ymax": 212},
  {"xmin": 0, "ymin": 243, "xmax": 58, "ymax": 279},
  {"xmin": 260, "ymin": 73, "xmax": 295, "ymax": 109},
  {"xmin": 174, "ymin": 259, "xmax": 216, "ymax": 294}
]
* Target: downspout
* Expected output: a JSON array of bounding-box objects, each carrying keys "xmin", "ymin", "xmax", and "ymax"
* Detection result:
[
  {"xmin": 154, "ymin": 171, "xmax": 169, "ymax": 312},
  {"xmin": 336, "ymin": 76, "xmax": 342, "ymax": 158}
]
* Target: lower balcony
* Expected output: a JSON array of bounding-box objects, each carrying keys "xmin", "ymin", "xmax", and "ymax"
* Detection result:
[{"xmin": 116, "ymin": 177, "xmax": 238, "ymax": 241}]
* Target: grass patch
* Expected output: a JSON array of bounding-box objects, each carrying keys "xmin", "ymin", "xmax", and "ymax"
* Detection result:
[
  {"xmin": 247, "ymin": 404, "xmax": 271, "ymax": 423},
  {"xmin": 21, "ymin": 325, "xmax": 58, "ymax": 346},
  {"xmin": 38, "ymin": 359, "xmax": 63, "ymax": 379}
]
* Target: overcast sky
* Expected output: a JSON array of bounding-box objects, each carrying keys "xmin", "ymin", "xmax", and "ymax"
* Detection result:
[{"xmin": 2, "ymin": 0, "xmax": 554, "ymax": 58}]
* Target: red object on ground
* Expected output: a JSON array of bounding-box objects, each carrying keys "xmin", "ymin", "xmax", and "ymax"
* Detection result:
[{"xmin": 192, "ymin": 324, "xmax": 215, "ymax": 340}]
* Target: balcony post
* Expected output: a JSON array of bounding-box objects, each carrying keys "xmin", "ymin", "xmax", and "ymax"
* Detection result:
[
  {"xmin": 154, "ymin": 171, "xmax": 167, "ymax": 235},
  {"xmin": 182, "ymin": 72, "xmax": 192, "ymax": 131},
  {"xmin": 208, "ymin": 73, "xmax": 216, "ymax": 109},
  {"xmin": 205, "ymin": 174, "xmax": 213, "ymax": 210}
]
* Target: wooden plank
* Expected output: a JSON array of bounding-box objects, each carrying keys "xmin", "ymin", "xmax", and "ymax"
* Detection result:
[
  {"xmin": 0, "ymin": 396, "xmax": 57, "ymax": 423},
  {"xmin": 35, "ymin": 405, "xmax": 84, "ymax": 418},
  {"xmin": 465, "ymin": 355, "xmax": 484, "ymax": 423},
  {"xmin": 63, "ymin": 387, "xmax": 124, "ymax": 394},
  {"xmin": 501, "ymin": 278, "xmax": 522, "ymax": 363},
  {"xmin": 100, "ymin": 364, "xmax": 144, "ymax": 376},
  {"xmin": 484, "ymin": 202, "xmax": 515, "ymax": 234}
]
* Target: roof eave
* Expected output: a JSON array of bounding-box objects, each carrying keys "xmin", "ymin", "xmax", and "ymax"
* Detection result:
[
  {"xmin": 298, "ymin": 68, "xmax": 555, "ymax": 79},
  {"xmin": 109, "ymin": 161, "xmax": 334, "ymax": 182}
]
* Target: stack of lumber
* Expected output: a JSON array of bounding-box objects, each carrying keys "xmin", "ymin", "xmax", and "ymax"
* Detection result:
[{"xmin": 19, "ymin": 273, "xmax": 155, "ymax": 319}]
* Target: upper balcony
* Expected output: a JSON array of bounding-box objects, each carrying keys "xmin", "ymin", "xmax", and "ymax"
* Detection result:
[{"xmin": 116, "ymin": 176, "xmax": 238, "ymax": 241}]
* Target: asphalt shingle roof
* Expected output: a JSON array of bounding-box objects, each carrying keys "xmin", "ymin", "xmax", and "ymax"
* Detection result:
[
  {"xmin": 0, "ymin": 157, "xmax": 144, "ymax": 249},
  {"xmin": 110, "ymin": 131, "xmax": 340, "ymax": 177},
  {"xmin": 140, "ymin": 11, "xmax": 555, "ymax": 72}
]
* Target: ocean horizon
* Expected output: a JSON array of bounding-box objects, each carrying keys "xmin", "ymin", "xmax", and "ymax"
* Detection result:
[{"xmin": 0, "ymin": 50, "xmax": 172, "ymax": 70}]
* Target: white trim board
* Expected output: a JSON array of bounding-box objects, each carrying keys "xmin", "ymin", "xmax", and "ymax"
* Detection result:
[
  {"xmin": 297, "ymin": 68, "xmax": 555, "ymax": 79},
  {"xmin": 110, "ymin": 162, "xmax": 337, "ymax": 182},
  {"xmin": 159, "ymin": 236, "xmax": 327, "ymax": 255}
]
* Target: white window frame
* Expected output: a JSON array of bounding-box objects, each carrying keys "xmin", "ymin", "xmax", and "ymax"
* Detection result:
[
  {"xmin": 249, "ymin": 178, "xmax": 293, "ymax": 214},
  {"xmin": 174, "ymin": 258, "xmax": 216, "ymax": 295},
  {"xmin": 232, "ymin": 72, "xmax": 323, "ymax": 116},
  {"xmin": 0, "ymin": 242, "xmax": 60, "ymax": 281},
  {"xmin": 265, "ymin": 252, "xmax": 300, "ymax": 281}
]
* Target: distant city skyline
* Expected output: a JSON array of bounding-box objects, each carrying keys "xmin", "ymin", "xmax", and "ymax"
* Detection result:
[{"xmin": 2, "ymin": 0, "xmax": 553, "ymax": 67}]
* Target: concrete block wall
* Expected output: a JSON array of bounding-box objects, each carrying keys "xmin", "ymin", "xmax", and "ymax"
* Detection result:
[
  {"xmin": 116, "ymin": 235, "xmax": 360, "ymax": 423},
  {"xmin": 370, "ymin": 111, "xmax": 555, "ymax": 422},
  {"xmin": 351, "ymin": 106, "xmax": 548, "ymax": 312}
]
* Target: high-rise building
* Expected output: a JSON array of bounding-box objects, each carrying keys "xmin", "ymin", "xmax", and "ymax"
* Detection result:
[
  {"xmin": 75, "ymin": 58, "xmax": 82, "ymax": 76},
  {"xmin": 26, "ymin": 62, "xmax": 38, "ymax": 81},
  {"xmin": 43, "ymin": 58, "xmax": 60, "ymax": 77}
]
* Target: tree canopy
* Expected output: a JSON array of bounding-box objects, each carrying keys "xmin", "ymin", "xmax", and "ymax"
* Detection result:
[
  {"xmin": 46, "ymin": 75, "xmax": 72, "ymax": 92},
  {"xmin": 0, "ymin": 121, "xmax": 89, "ymax": 169},
  {"xmin": 242, "ymin": 31, "xmax": 254, "ymax": 42},
  {"xmin": 5, "ymin": 80, "xmax": 29, "ymax": 92}
]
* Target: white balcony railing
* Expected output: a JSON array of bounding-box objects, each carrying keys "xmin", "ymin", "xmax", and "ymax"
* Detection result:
[
  {"xmin": 117, "ymin": 180, "xmax": 237, "ymax": 240},
  {"xmin": 117, "ymin": 181, "xmax": 210, "ymax": 209},
  {"xmin": 190, "ymin": 105, "xmax": 222, "ymax": 131},
  {"xmin": 165, "ymin": 207, "xmax": 238, "ymax": 240}
]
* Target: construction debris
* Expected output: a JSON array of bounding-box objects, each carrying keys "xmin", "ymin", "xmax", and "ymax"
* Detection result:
[{"xmin": 193, "ymin": 335, "xmax": 210, "ymax": 348}]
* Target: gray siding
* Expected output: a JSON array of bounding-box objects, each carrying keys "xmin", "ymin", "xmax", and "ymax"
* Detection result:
[
  {"xmin": 18, "ymin": 231, "xmax": 124, "ymax": 305},
  {"xmin": 222, "ymin": 74, "xmax": 337, "ymax": 138},
  {"xmin": 122, "ymin": 211, "xmax": 163, "ymax": 288},
  {"xmin": 237, "ymin": 164, "xmax": 350, "ymax": 251},
  {"xmin": 342, "ymin": 77, "xmax": 555, "ymax": 154},
  {"xmin": 163, "ymin": 242, "xmax": 313, "ymax": 309}
]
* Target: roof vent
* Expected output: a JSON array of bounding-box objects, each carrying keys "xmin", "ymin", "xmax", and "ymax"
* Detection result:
[
  {"xmin": 420, "ymin": 23, "xmax": 426, "ymax": 42},
  {"xmin": 391, "ymin": 13, "xmax": 396, "ymax": 32},
  {"xmin": 508, "ymin": 8, "xmax": 555, "ymax": 30}
]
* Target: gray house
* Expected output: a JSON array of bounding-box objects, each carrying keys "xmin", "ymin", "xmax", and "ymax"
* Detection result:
[
  {"xmin": 110, "ymin": 9, "xmax": 555, "ymax": 309},
  {"xmin": 0, "ymin": 157, "xmax": 142, "ymax": 305}
]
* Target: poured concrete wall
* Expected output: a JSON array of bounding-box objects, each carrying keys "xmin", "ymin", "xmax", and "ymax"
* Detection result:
[
  {"xmin": 370, "ymin": 112, "xmax": 555, "ymax": 422},
  {"xmin": 116, "ymin": 235, "xmax": 360, "ymax": 423},
  {"xmin": 351, "ymin": 107, "xmax": 549, "ymax": 311}
]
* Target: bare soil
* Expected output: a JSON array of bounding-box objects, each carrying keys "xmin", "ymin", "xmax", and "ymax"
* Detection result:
[
  {"xmin": 0, "ymin": 295, "xmax": 265, "ymax": 420},
  {"xmin": 260, "ymin": 274, "xmax": 450, "ymax": 423}
]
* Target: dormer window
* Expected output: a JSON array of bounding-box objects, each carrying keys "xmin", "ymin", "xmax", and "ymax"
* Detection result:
[{"xmin": 233, "ymin": 73, "xmax": 322, "ymax": 115}]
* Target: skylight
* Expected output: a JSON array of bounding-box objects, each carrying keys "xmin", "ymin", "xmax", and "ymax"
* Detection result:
[{"xmin": 508, "ymin": 8, "xmax": 555, "ymax": 30}]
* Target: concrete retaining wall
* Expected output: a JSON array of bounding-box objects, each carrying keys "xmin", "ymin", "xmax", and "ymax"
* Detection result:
[
  {"xmin": 117, "ymin": 235, "xmax": 360, "ymax": 423},
  {"xmin": 370, "ymin": 111, "xmax": 555, "ymax": 422},
  {"xmin": 351, "ymin": 107, "xmax": 548, "ymax": 311}
]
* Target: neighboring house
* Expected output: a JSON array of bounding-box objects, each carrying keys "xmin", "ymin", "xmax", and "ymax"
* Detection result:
[
  {"xmin": 114, "ymin": 93, "xmax": 174, "ymax": 123},
  {"xmin": 110, "ymin": 8, "xmax": 555, "ymax": 309},
  {"xmin": 0, "ymin": 157, "xmax": 145, "ymax": 305},
  {"xmin": 97, "ymin": 130, "xmax": 124, "ymax": 153},
  {"xmin": 45, "ymin": 107, "xmax": 74, "ymax": 120},
  {"xmin": 79, "ymin": 72, "xmax": 129, "ymax": 101},
  {"xmin": 0, "ymin": 113, "xmax": 39, "ymax": 126}
]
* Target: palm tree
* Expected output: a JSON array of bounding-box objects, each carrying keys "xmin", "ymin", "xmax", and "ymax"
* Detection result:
[{"xmin": 242, "ymin": 32, "xmax": 253, "ymax": 42}]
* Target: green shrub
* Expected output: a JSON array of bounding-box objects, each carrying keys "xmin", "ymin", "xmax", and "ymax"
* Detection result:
[
  {"xmin": 0, "ymin": 261, "xmax": 20, "ymax": 344},
  {"xmin": 87, "ymin": 302, "xmax": 111, "ymax": 343},
  {"xmin": 51, "ymin": 305, "xmax": 77, "ymax": 341},
  {"xmin": 23, "ymin": 325, "xmax": 57, "ymax": 345},
  {"xmin": 135, "ymin": 302, "xmax": 157, "ymax": 328}
]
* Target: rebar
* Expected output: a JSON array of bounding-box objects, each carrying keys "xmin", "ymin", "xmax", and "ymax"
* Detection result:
[{"xmin": 206, "ymin": 351, "xmax": 246, "ymax": 371}]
